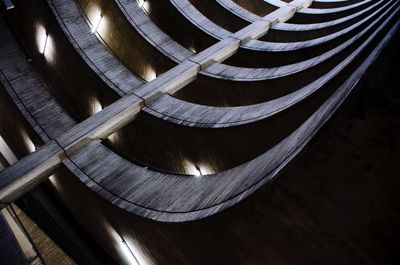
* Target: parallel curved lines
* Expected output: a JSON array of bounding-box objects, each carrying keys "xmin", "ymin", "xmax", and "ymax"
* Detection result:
[
  {"xmin": 276, "ymin": 0, "xmax": 379, "ymax": 24},
  {"xmin": 217, "ymin": 0, "xmax": 260, "ymax": 23},
  {"xmin": 166, "ymin": 0, "xmax": 382, "ymax": 74},
  {"xmin": 0, "ymin": 24, "xmax": 77, "ymax": 191},
  {"xmin": 0, "ymin": 0, "xmax": 398, "ymax": 223},
  {"xmin": 205, "ymin": 0, "xmax": 395, "ymax": 76},
  {"xmin": 42, "ymin": 0, "xmax": 348, "ymax": 109},
  {"xmin": 0, "ymin": 29, "xmax": 75, "ymax": 141},
  {"xmin": 115, "ymin": 0, "xmax": 193, "ymax": 64},
  {"xmin": 185, "ymin": 0, "xmax": 250, "ymax": 32},
  {"xmin": 266, "ymin": 0, "xmax": 388, "ymax": 42},
  {"xmin": 264, "ymin": 0, "xmax": 370, "ymax": 13},
  {"xmin": 314, "ymin": 0, "xmax": 356, "ymax": 2},
  {"xmin": 234, "ymin": 0, "xmax": 279, "ymax": 16},
  {"xmin": 3, "ymin": 0, "xmax": 326, "ymax": 175},
  {"xmin": 220, "ymin": 0, "xmax": 384, "ymax": 33},
  {"xmin": 88, "ymin": 0, "xmax": 388, "ymax": 89},
  {"xmin": 171, "ymin": 0, "xmax": 378, "ymax": 51},
  {"xmin": 145, "ymin": 6, "xmax": 400, "ymax": 127},
  {"xmin": 44, "ymin": 0, "xmax": 399, "ymax": 123},
  {"xmin": 37, "ymin": 0, "xmax": 400, "ymax": 130},
  {"xmin": 48, "ymin": 0, "xmax": 144, "ymax": 96},
  {"xmin": 311, "ymin": 0, "xmax": 365, "ymax": 9},
  {"xmin": 300, "ymin": 0, "xmax": 369, "ymax": 13},
  {"xmin": 63, "ymin": 19, "xmax": 400, "ymax": 221},
  {"xmin": 112, "ymin": 0, "xmax": 392, "ymax": 86}
]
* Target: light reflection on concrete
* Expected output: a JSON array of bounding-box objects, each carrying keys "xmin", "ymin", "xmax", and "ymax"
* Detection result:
[{"xmin": 107, "ymin": 223, "xmax": 154, "ymax": 265}]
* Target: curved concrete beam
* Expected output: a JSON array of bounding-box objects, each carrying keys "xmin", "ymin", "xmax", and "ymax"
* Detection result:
[
  {"xmin": 1, "ymin": 0, "xmax": 398, "ymax": 224},
  {"xmin": 64, "ymin": 21, "xmax": 399, "ymax": 221},
  {"xmin": 145, "ymin": 7, "xmax": 399, "ymax": 127}
]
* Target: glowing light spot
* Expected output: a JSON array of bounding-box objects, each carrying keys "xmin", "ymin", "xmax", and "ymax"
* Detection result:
[
  {"xmin": 107, "ymin": 132, "xmax": 119, "ymax": 144},
  {"xmin": 0, "ymin": 135, "xmax": 18, "ymax": 165},
  {"xmin": 44, "ymin": 37, "xmax": 55, "ymax": 63},
  {"xmin": 183, "ymin": 160, "xmax": 213, "ymax": 176},
  {"xmin": 20, "ymin": 131, "xmax": 36, "ymax": 153},
  {"xmin": 137, "ymin": 0, "xmax": 150, "ymax": 12},
  {"xmin": 144, "ymin": 66, "xmax": 156, "ymax": 82},
  {"xmin": 36, "ymin": 26, "xmax": 49, "ymax": 56},
  {"xmin": 4, "ymin": 0, "xmax": 14, "ymax": 10},
  {"xmin": 143, "ymin": 1, "xmax": 150, "ymax": 11},
  {"xmin": 48, "ymin": 175, "xmax": 62, "ymax": 193},
  {"xmin": 106, "ymin": 225, "xmax": 154, "ymax": 265},
  {"xmin": 91, "ymin": 98, "xmax": 103, "ymax": 114},
  {"xmin": 92, "ymin": 12, "xmax": 103, "ymax": 33},
  {"xmin": 36, "ymin": 25, "xmax": 55, "ymax": 63},
  {"xmin": 120, "ymin": 239, "xmax": 140, "ymax": 265},
  {"xmin": 26, "ymin": 138, "xmax": 36, "ymax": 153},
  {"xmin": 49, "ymin": 175, "xmax": 56, "ymax": 185},
  {"xmin": 39, "ymin": 33, "xmax": 48, "ymax": 54},
  {"xmin": 188, "ymin": 46, "xmax": 196, "ymax": 53},
  {"xmin": 194, "ymin": 165, "xmax": 202, "ymax": 176}
]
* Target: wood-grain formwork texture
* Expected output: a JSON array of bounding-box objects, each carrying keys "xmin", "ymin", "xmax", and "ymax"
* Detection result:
[{"xmin": 0, "ymin": 0, "xmax": 399, "ymax": 226}]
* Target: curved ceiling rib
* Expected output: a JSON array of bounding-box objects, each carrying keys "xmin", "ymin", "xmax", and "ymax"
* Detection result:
[{"xmin": 0, "ymin": 0, "xmax": 398, "ymax": 223}]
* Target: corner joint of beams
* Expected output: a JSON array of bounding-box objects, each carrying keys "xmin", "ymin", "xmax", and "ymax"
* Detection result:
[
  {"xmin": 54, "ymin": 138, "xmax": 102, "ymax": 159},
  {"xmin": 0, "ymin": 140, "xmax": 64, "ymax": 208},
  {"xmin": 136, "ymin": 60, "xmax": 200, "ymax": 105},
  {"xmin": 262, "ymin": 4, "xmax": 299, "ymax": 26},
  {"xmin": 55, "ymin": 94, "xmax": 144, "ymax": 153},
  {"xmin": 231, "ymin": 20, "xmax": 271, "ymax": 44},
  {"xmin": 188, "ymin": 37, "xmax": 241, "ymax": 69}
]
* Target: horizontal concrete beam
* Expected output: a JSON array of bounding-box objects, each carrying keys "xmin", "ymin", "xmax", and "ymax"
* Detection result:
[{"xmin": 0, "ymin": 141, "xmax": 63, "ymax": 207}]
